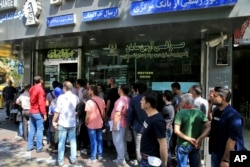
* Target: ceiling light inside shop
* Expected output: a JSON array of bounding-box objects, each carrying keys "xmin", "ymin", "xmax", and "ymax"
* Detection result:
[
  {"xmin": 89, "ymin": 37, "xmax": 96, "ymax": 41},
  {"xmin": 139, "ymin": 33, "xmax": 145, "ymax": 37}
]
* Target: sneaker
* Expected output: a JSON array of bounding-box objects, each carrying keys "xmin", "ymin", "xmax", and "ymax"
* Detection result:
[
  {"xmin": 57, "ymin": 162, "xmax": 64, "ymax": 167},
  {"xmin": 80, "ymin": 149, "xmax": 88, "ymax": 155},
  {"xmin": 97, "ymin": 156, "xmax": 103, "ymax": 161},
  {"xmin": 69, "ymin": 159, "xmax": 76, "ymax": 165},
  {"xmin": 112, "ymin": 159, "xmax": 126, "ymax": 165},
  {"xmin": 15, "ymin": 136, "xmax": 23, "ymax": 141},
  {"xmin": 27, "ymin": 147, "xmax": 35, "ymax": 151},
  {"xmin": 88, "ymin": 158, "xmax": 97, "ymax": 164}
]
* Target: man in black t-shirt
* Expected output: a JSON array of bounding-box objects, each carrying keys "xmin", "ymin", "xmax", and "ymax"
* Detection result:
[
  {"xmin": 140, "ymin": 91, "xmax": 168, "ymax": 167},
  {"xmin": 106, "ymin": 77, "xmax": 119, "ymax": 118}
]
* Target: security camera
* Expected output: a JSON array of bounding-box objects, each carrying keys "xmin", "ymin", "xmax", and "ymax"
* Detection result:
[{"xmin": 206, "ymin": 34, "xmax": 227, "ymax": 47}]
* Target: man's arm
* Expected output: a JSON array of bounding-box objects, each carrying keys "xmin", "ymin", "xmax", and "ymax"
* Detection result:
[
  {"xmin": 157, "ymin": 138, "xmax": 168, "ymax": 166},
  {"xmin": 52, "ymin": 112, "xmax": 59, "ymax": 129},
  {"xmin": 174, "ymin": 124, "xmax": 196, "ymax": 146},
  {"xmin": 196, "ymin": 121, "xmax": 211, "ymax": 148},
  {"xmin": 220, "ymin": 138, "xmax": 236, "ymax": 167},
  {"xmin": 106, "ymin": 100, "xmax": 111, "ymax": 117}
]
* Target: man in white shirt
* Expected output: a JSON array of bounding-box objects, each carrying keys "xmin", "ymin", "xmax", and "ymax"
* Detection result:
[
  {"xmin": 16, "ymin": 83, "xmax": 31, "ymax": 141},
  {"xmin": 52, "ymin": 81, "xmax": 79, "ymax": 167},
  {"xmin": 189, "ymin": 85, "xmax": 209, "ymax": 117}
]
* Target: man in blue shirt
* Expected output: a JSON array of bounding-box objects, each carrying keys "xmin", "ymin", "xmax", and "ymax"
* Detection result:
[
  {"xmin": 127, "ymin": 83, "xmax": 147, "ymax": 163},
  {"xmin": 209, "ymin": 87, "xmax": 245, "ymax": 167}
]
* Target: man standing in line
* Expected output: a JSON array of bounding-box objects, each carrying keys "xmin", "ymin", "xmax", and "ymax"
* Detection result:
[
  {"xmin": 106, "ymin": 77, "xmax": 119, "ymax": 118},
  {"xmin": 85, "ymin": 85, "xmax": 106, "ymax": 163},
  {"xmin": 189, "ymin": 85, "xmax": 209, "ymax": 117},
  {"xmin": 52, "ymin": 81, "xmax": 79, "ymax": 166},
  {"xmin": 27, "ymin": 76, "xmax": 47, "ymax": 152},
  {"xmin": 139, "ymin": 91, "xmax": 168, "ymax": 167},
  {"xmin": 127, "ymin": 83, "xmax": 147, "ymax": 164},
  {"xmin": 170, "ymin": 82, "xmax": 182, "ymax": 158},
  {"xmin": 209, "ymin": 87, "xmax": 245, "ymax": 167},
  {"xmin": 2, "ymin": 80, "xmax": 17, "ymax": 120},
  {"xmin": 174, "ymin": 93, "xmax": 210, "ymax": 167},
  {"xmin": 16, "ymin": 83, "xmax": 31, "ymax": 141}
]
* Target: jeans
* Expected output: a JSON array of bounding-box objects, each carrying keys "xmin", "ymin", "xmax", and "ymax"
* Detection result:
[
  {"xmin": 58, "ymin": 125, "xmax": 77, "ymax": 165},
  {"xmin": 19, "ymin": 121, "xmax": 23, "ymax": 136},
  {"xmin": 176, "ymin": 145, "xmax": 201, "ymax": 167},
  {"xmin": 112, "ymin": 127, "xmax": 128, "ymax": 162},
  {"xmin": 133, "ymin": 130, "xmax": 142, "ymax": 162},
  {"xmin": 166, "ymin": 126, "xmax": 173, "ymax": 165},
  {"xmin": 87, "ymin": 128, "xmax": 103, "ymax": 160},
  {"xmin": 211, "ymin": 152, "xmax": 221, "ymax": 167},
  {"xmin": 27, "ymin": 113, "xmax": 44, "ymax": 151}
]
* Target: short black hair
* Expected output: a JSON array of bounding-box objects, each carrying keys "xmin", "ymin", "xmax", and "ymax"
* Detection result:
[
  {"xmin": 171, "ymin": 82, "xmax": 181, "ymax": 90},
  {"xmin": 163, "ymin": 90, "xmax": 173, "ymax": 101},
  {"xmin": 120, "ymin": 84, "xmax": 129, "ymax": 95},
  {"xmin": 143, "ymin": 90, "xmax": 158, "ymax": 109},
  {"xmin": 138, "ymin": 83, "xmax": 147, "ymax": 94},
  {"xmin": 76, "ymin": 79, "xmax": 87, "ymax": 87},
  {"xmin": 34, "ymin": 76, "xmax": 42, "ymax": 84}
]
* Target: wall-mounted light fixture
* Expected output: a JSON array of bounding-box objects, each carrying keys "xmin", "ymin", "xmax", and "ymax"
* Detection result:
[{"xmin": 206, "ymin": 32, "xmax": 227, "ymax": 48}]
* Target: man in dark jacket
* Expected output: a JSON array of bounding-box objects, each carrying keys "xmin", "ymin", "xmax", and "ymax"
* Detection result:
[{"xmin": 3, "ymin": 80, "xmax": 17, "ymax": 120}]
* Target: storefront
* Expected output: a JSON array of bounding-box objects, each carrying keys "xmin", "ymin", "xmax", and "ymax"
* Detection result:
[{"xmin": 0, "ymin": 0, "xmax": 250, "ymax": 96}]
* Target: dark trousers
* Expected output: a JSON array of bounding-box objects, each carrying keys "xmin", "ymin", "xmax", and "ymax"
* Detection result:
[
  {"xmin": 5, "ymin": 100, "xmax": 13, "ymax": 117},
  {"xmin": 22, "ymin": 109, "xmax": 30, "ymax": 141},
  {"xmin": 77, "ymin": 124, "xmax": 89, "ymax": 150}
]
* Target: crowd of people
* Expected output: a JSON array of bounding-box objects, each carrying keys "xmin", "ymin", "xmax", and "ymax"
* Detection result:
[{"xmin": 1, "ymin": 77, "xmax": 246, "ymax": 167}]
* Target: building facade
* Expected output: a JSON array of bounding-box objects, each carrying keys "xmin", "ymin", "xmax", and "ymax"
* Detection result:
[{"xmin": 0, "ymin": 0, "xmax": 250, "ymax": 99}]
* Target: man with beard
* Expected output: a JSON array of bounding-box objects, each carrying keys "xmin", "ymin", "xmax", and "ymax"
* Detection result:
[{"xmin": 209, "ymin": 87, "xmax": 245, "ymax": 167}]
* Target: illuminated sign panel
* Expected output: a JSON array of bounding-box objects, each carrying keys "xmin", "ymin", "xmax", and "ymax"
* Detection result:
[
  {"xmin": 83, "ymin": 7, "xmax": 119, "ymax": 22},
  {"xmin": 47, "ymin": 14, "xmax": 75, "ymax": 28},
  {"xmin": 130, "ymin": 0, "xmax": 237, "ymax": 16}
]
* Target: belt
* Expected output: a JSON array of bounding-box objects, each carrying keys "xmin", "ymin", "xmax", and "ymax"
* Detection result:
[{"xmin": 140, "ymin": 153, "xmax": 148, "ymax": 160}]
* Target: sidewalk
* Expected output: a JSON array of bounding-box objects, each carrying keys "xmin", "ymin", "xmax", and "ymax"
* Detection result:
[{"xmin": 0, "ymin": 109, "xmax": 137, "ymax": 167}]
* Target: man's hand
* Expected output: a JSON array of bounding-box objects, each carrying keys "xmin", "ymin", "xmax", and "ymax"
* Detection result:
[
  {"xmin": 43, "ymin": 115, "xmax": 47, "ymax": 122},
  {"xmin": 52, "ymin": 121, "xmax": 58, "ymax": 129}
]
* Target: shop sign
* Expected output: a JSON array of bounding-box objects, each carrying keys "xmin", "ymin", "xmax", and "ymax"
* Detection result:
[
  {"xmin": 121, "ymin": 40, "xmax": 188, "ymax": 63},
  {"xmin": 47, "ymin": 49, "xmax": 74, "ymax": 59},
  {"xmin": 47, "ymin": 14, "xmax": 75, "ymax": 28},
  {"xmin": 0, "ymin": 11, "xmax": 23, "ymax": 24},
  {"xmin": 130, "ymin": 0, "xmax": 237, "ymax": 16},
  {"xmin": 137, "ymin": 71, "xmax": 154, "ymax": 79},
  {"xmin": 83, "ymin": 7, "xmax": 119, "ymax": 22},
  {"xmin": 0, "ymin": 0, "xmax": 17, "ymax": 11},
  {"xmin": 23, "ymin": 0, "xmax": 42, "ymax": 26}
]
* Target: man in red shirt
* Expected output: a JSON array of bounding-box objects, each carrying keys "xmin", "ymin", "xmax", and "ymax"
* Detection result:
[{"xmin": 27, "ymin": 76, "xmax": 47, "ymax": 153}]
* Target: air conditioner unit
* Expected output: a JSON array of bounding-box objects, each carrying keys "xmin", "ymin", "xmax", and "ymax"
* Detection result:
[{"xmin": 50, "ymin": 0, "xmax": 62, "ymax": 5}]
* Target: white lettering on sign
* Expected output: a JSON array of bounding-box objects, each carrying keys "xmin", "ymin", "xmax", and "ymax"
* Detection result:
[
  {"xmin": 234, "ymin": 155, "xmax": 247, "ymax": 162},
  {"xmin": 0, "ymin": 0, "xmax": 16, "ymax": 10},
  {"xmin": 23, "ymin": 0, "xmax": 42, "ymax": 26}
]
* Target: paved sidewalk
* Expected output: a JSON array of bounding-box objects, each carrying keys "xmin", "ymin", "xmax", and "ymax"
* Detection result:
[{"xmin": 0, "ymin": 109, "xmax": 137, "ymax": 167}]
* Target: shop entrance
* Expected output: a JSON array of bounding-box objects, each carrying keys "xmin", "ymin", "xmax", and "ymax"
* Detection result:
[{"xmin": 44, "ymin": 62, "xmax": 77, "ymax": 90}]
